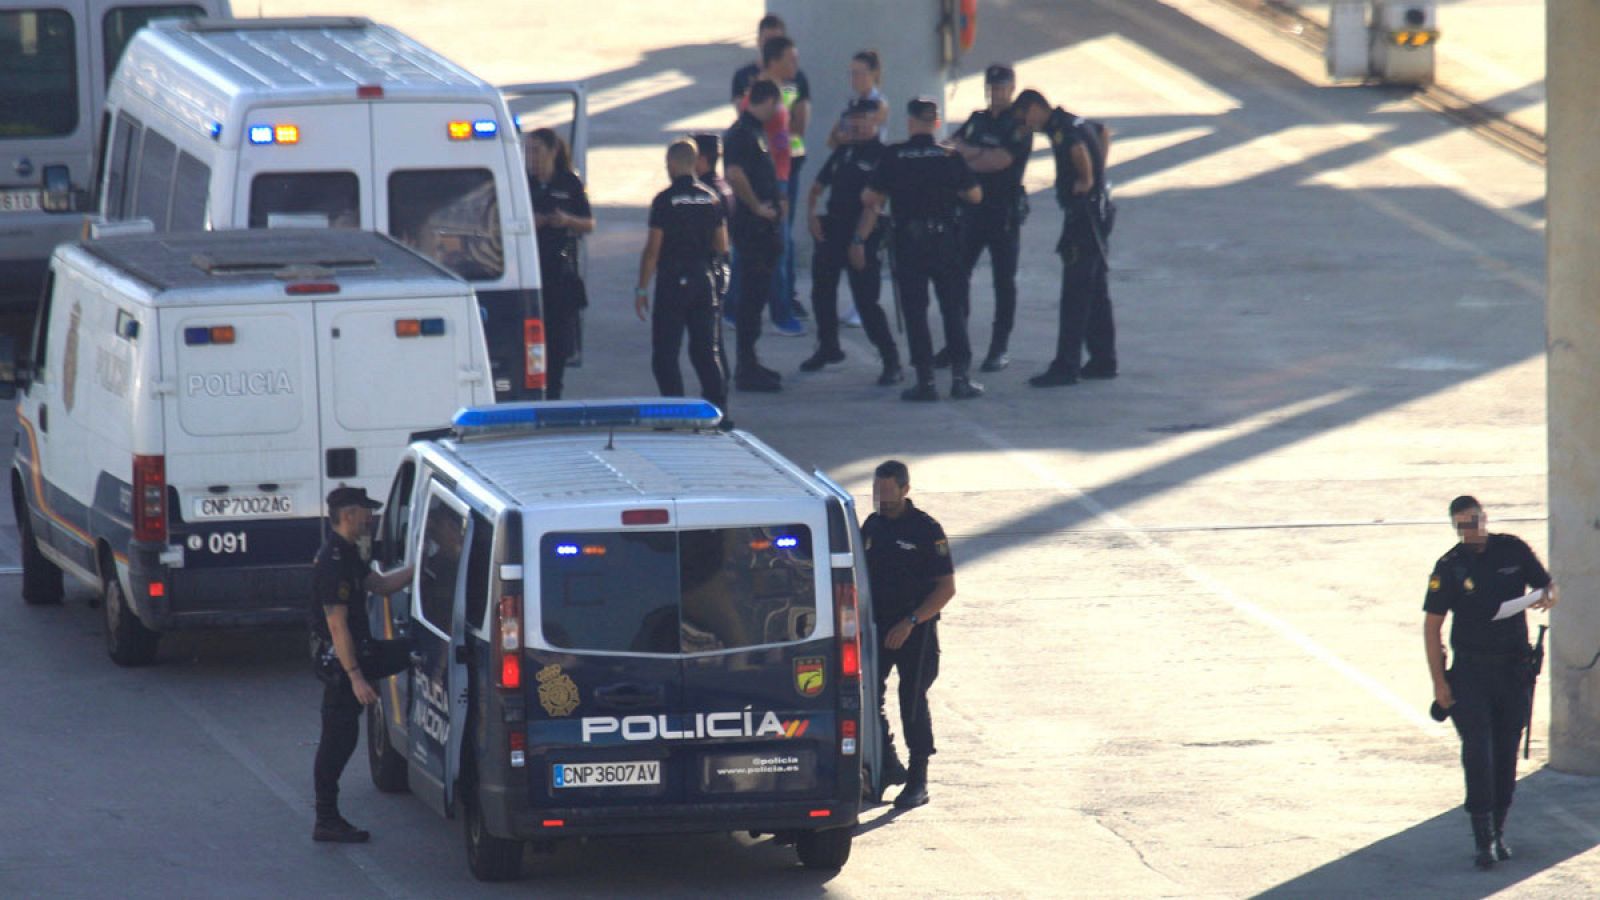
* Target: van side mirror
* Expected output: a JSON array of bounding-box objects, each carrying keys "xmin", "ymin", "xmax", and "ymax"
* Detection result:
[{"xmin": 0, "ymin": 336, "xmax": 21, "ymax": 399}]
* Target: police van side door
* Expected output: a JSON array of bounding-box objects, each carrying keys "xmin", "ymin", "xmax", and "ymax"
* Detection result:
[
  {"xmin": 813, "ymin": 470, "xmax": 882, "ymax": 801},
  {"xmin": 406, "ymin": 483, "xmax": 474, "ymax": 818}
]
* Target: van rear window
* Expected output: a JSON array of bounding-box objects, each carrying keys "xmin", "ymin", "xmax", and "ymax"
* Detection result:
[
  {"xmin": 0, "ymin": 10, "xmax": 78, "ymax": 138},
  {"xmin": 540, "ymin": 526, "xmax": 817, "ymax": 655},
  {"xmin": 388, "ymin": 169, "xmax": 504, "ymax": 281},
  {"xmin": 249, "ymin": 172, "xmax": 360, "ymax": 229}
]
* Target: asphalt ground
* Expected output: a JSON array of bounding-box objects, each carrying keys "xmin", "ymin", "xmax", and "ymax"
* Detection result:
[{"xmin": 2, "ymin": 0, "xmax": 1591, "ymax": 896}]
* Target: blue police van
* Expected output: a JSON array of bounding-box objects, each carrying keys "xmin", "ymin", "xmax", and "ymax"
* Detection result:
[{"xmin": 362, "ymin": 399, "xmax": 883, "ymax": 880}]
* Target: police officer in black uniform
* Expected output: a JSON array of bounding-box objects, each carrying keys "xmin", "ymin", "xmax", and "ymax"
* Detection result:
[
  {"xmin": 862, "ymin": 460, "xmax": 956, "ymax": 808},
  {"xmin": 940, "ymin": 63, "xmax": 1032, "ymax": 373},
  {"xmin": 526, "ymin": 128, "xmax": 594, "ymax": 400},
  {"xmin": 636, "ymin": 139, "xmax": 730, "ymax": 414},
  {"xmin": 800, "ymin": 98, "xmax": 901, "ymax": 384},
  {"xmin": 723, "ymin": 79, "xmax": 786, "ymax": 392},
  {"xmin": 309, "ymin": 486, "xmax": 415, "ymax": 843},
  {"xmin": 1013, "ymin": 89, "xmax": 1117, "ymax": 387},
  {"xmin": 1424, "ymin": 495, "xmax": 1558, "ymax": 869},
  {"xmin": 853, "ymin": 97, "xmax": 983, "ymax": 402}
]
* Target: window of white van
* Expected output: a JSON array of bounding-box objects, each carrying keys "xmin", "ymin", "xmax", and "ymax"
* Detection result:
[
  {"xmin": 0, "ymin": 10, "xmax": 78, "ymax": 138},
  {"xmin": 388, "ymin": 169, "xmax": 504, "ymax": 281},
  {"xmin": 102, "ymin": 6, "xmax": 204, "ymax": 85},
  {"xmin": 417, "ymin": 495, "xmax": 468, "ymax": 634},
  {"xmin": 170, "ymin": 151, "xmax": 210, "ymax": 230},
  {"xmin": 539, "ymin": 526, "xmax": 817, "ymax": 655},
  {"xmin": 133, "ymin": 130, "xmax": 177, "ymax": 225},
  {"xmin": 249, "ymin": 172, "xmax": 359, "ymax": 229},
  {"xmin": 105, "ymin": 113, "xmax": 141, "ymax": 218}
]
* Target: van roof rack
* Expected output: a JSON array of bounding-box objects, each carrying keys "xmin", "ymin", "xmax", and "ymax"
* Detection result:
[{"xmin": 79, "ymin": 230, "xmax": 459, "ymax": 291}]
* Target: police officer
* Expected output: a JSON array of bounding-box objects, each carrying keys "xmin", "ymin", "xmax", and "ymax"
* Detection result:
[
  {"xmin": 723, "ymin": 78, "xmax": 786, "ymax": 392},
  {"xmin": 1012, "ymin": 89, "xmax": 1117, "ymax": 387},
  {"xmin": 1424, "ymin": 495, "xmax": 1558, "ymax": 869},
  {"xmin": 801, "ymin": 98, "xmax": 901, "ymax": 384},
  {"xmin": 309, "ymin": 486, "xmax": 414, "ymax": 843},
  {"xmin": 852, "ymin": 97, "xmax": 983, "ymax": 402},
  {"xmin": 862, "ymin": 460, "xmax": 956, "ymax": 808},
  {"xmin": 526, "ymin": 128, "xmax": 594, "ymax": 400},
  {"xmin": 940, "ymin": 63, "xmax": 1032, "ymax": 373},
  {"xmin": 636, "ymin": 139, "xmax": 730, "ymax": 415}
]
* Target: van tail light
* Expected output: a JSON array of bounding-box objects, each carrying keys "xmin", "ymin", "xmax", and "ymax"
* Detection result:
[
  {"xmin": 840, "ymin": 718, "xmax": 858, "ymax": 756},
  {"xmin": 524, "ymin": 318, "xmax": 547, "ymax": 390},
  {"xmin": 835, "ymin": 575, "xmax": 861, "ymax": 681},
  {"xmin": 132, "ymin": 455, "xmax": 167, "ymax": 542},
  {"xmin": 496, "ymin": 590, "xmax": 522, "ymax": 690},
  {"xmin": 508, "ymin": 730, "xmax": 527, "ymax": 768}
]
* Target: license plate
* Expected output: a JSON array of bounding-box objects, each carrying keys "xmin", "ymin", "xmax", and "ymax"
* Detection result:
[
  {"xmin": 0, "ymin": 190, "xmax": 41, "ymax": 213},
  {"xmin": 552, "ymin": 761, "xmax": 661, "ymax": 789},
  {"xmin": 192, "ymin": 494, "xmax": 294, "ymax": 519}
]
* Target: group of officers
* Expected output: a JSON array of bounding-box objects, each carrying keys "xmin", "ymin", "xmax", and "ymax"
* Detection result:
[{"xmin": 638, "ymin": 62, "xmax": 1119, "ymax": 409}]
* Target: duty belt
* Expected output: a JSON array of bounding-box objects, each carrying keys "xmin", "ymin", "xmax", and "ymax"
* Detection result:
[
  {"xmin": 896, "ymin": 217, "xmax": 957, "ymax": 236},
  {"xmin": 1455, "ymin": 648, "xmax": 1531, "ymax": 665}
]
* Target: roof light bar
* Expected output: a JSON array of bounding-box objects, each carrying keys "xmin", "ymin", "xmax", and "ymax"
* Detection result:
[{"xmin": 452, "ymin": 398, "xmax": 723, "ymax": 437}]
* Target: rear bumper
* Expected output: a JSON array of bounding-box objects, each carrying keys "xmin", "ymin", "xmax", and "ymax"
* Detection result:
[
  {"xmin": 482, "ymin": 787, "xmax": 860, "ymax": 840},
  {"xmin": 127, "ymin": 546, "xmax": 309, "ymax": 630}
]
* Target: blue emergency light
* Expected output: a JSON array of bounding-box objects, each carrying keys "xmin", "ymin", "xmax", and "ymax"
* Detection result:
[
  {"xmin": 554, "ymin": 544, "xmax": 580, "ymax": 557},
  {"xmin": 452, "ymin": 398, "xmax": 723, "ymax": 437},
  {"xmin": 248, "ymin": 125, "xmax": 274, "ymax": 145},
  {"xmin": 774, "ymin": 536, "xmax": 799, "ymax": 549},
  {"xmin": 472, "ymin": 119, "xmax": 498, "ymax": 139},
  {"xmin": 208, "ymin": 122, "xmax": 223, "ymax": 140}
]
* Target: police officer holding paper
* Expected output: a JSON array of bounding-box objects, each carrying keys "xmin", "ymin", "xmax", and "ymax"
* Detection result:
[
  {"xmin": 852, "ymin": 97, "xmax": 983, "ymax": 402},
  {"xmin": 1424, "ymin": 495, "xmax": 1557, "ymax": 869},
  {"xmin": 308, "ymin": 486, "xmax": 414, "ymax": 844}
]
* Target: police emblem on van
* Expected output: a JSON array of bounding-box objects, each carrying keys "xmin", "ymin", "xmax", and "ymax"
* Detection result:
[
  {"xmin": 537, "ymin": 664, "xmax": 580, "ymax": 716},
  {"xmin": 794, "ymin": 656, "xmax": 825, "ymax": 697}
]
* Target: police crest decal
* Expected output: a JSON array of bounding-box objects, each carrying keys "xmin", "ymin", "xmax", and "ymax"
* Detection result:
[
  {"xmin": 537, "ymin": 664, "xmax": 580, "ymax": 716},
  {"xmin": 794, "ymin": 656, "xmax": 825, "ymax": 697}
]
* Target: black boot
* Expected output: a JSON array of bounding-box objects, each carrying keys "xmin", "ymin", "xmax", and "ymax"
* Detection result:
[
  {"xmin": 877, "ymin": 360, "xmax": 905, "ymax": 386},
  {"xmin": 800, "ymin": 346, "xmax": 845, "ymax": 372},
  {"xmin": 875, "ymin": 750, "xmax": 908, "ymax": 802},
  {"xmin": 950, "ymin": 372, "xmax": 984, "ymax": 400},
  {"xmin": 980, "ymin": 338, "xmax": 1010, "ymax": 373},
  {"xmin": 313, "ymin": 813, "xmax": 371, "ymax": 844},
  {"xmin": 1493, "ymin": 808, "xmax": 1512, "ymax": 861},
  {"xmin": 901, "ymin": 370, "xmax": 938, "ymax": 403},
  {"xmin": 895, "ymin": 758, "xmax": 930, "ymax": 809},
  {"xmin": 1470, "ymin": 812, "xmax": 1496, "ymax": 870}
]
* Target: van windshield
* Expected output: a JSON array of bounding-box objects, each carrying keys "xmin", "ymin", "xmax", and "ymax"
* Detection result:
[
  {"xmin": 388, "ymin": 169, "xmax": 504, "ymax": 281},
  {"xmin": 249, "ymin": 172, "xmax": 360, "ymax": 229},
  {"xmin": 0, "ymin": 10, "xmax": 78, "ymax": 138},
  {"xmin": 103, "ymin": 5, "xmax": 204, "ymax": 85},
  {"xmin": 540, "ymin": 526, "xmax": 818, "ymax": 655}
]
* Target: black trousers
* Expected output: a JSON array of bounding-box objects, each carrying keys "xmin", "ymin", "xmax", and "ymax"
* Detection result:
[
  {"xmin": 961, "ymin": 203, "xmax": 1021, "ymax": 353},
  {"xmin": 1051, "ymin": 225, "xmax": 1116, "ymax": 374},
  {"xmin": 313, "ymin": 639, "xmax": 411, "ymax": 819},
  {"xmin": 543, "ymin": 271, "xmax": 583, "ymax": 400},
  {"xmin": 812, "ymin": 216, "xmax": 897, "ymax": 363},
  {"xmin": 1448, "ymin": 658, "xmax": 1531, "ymax": 816},
  {"xmin": 877, "ymin": 621, "xmax": 939, "ymax": 762},
  {"xmin": 652, "ymin": 268, "xmax": 727, "ymax": 409},
  {"xmin": 732, "ymin": 223, "xmax": 780, "ymax": 368},
  {"xmin": 892, "ymin": 222, "xmax": 971, "ymax": 376}
]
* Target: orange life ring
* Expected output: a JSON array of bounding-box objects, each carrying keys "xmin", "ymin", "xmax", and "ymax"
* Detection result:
[{"xmin": 959, "ymin": 0, "xmax": 978, "ymax": 52}]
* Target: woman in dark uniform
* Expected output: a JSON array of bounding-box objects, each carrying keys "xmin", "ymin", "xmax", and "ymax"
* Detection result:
[{"xmin": 526, "ymin": 128, "xmax": 594, "ymax": 399}]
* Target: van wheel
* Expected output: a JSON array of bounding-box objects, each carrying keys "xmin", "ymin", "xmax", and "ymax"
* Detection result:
[
  {"xmin": 18, "ymin": 511, "xmax": 63, "ymax": 605},
  {"xmin": 367, "ymin": 700, "xmax": 410, "ymax": 793},
  {"xmin": 796, "ymin": 826, "xmax": 854, "ymax": 870},
  {"xmin": 103, "ymin": 567, "xmax": 159, "ymax": 666},
  {"xmin": 464, "ymin": 788, "xmax": 524, "ymax": 881}
]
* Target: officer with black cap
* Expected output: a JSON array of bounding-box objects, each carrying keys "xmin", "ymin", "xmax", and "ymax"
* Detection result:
[
  {"xmin": 308, "ymin": 485, "xmax": 415, "ymax": 843},
  {"xmin": 938, "ymin": 63, "xmax": 1032, "ymax": 373},
  {"xmin": 852, "ymin": 97, "xmax": 983, "ymax": 402},
  {"xmin": 1424, "ymin": 495, "xmax": 1557, "ymax": 869},
  {"xmin": 801, "ymin": 97, "xmax": 901, "ymax": 384}
]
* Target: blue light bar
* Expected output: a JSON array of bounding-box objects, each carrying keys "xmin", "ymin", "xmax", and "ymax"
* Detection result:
[
  {"xmin": 774, "ymin": 536, "xmax": 799, "ymax": 549},
  {"xmin": 184, "ymin": 326, "xmax": 211, "ymax": 345},
  {"xmin": 248, "ymin": 125, "xmax": 274, "ymax": 145},
  {"xmin": 452, "ymin": 398, "xmax": 723, "ymax": 437},
  {"xmin": 472, "ymin": 119, "xmax": 498, "ymax": 139},
  {"xmin": 208, "ymin": 121, "xmax": 223, "ymax": 140},
  {"xmin": 555, "ymin": 544, "xmax": 580, "ymax": 557},
  {"xmin": 419, "ymin": 317, "xmax": 446, "ymax": 336}
]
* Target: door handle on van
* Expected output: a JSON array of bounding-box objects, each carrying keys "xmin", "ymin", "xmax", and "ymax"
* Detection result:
[
  {"xmin": 595, "ymin": 683, "xmax": 665, "ymax": 709},
  {"xmin": 38, "ymin": 404, "xmax": 47, "ymax": 433}
]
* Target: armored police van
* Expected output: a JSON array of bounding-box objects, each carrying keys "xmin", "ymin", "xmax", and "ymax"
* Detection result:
[
  {"xmin": 0, "ymin": 0, "xmax": 229, "ymax": 305},
  {"xmin": 5, "ymin": 228, "xmax": 495, "ymax": 666},
  {"xmin": 362, "ymin": 400, "xmax": 883, "ymax": 881},
  {"xmin": 95, "ymin": 16, "xmax": 550, "ymax": 398}
]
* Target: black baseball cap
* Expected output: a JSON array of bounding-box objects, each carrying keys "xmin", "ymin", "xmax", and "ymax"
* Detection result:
[
  {"xmin": 327, "ymin": 485, "xmax": 382, "ymax": 514},
  {"xmin": 907, "ymin": 96, "xmax": 939, "ymax": 120},
  {"xmin": 985, "ymin": 63, "xmax": 1016, "ymax": 85},
  {"xmin": 692, "ymin": 132, "xmax": 719, "ymax": 157}
]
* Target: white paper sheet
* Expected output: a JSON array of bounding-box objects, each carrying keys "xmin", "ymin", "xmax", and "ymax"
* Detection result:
[{"xmin": 1493, "ymin": 587, "xmax": 1547, "ymax": 621}]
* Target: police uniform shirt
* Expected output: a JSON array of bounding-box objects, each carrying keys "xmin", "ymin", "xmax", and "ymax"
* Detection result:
[
  {"xmin": 865, "ymin": 134, "xmax": 977, "ymax": 222},
  {"xmin": 953, "ymin": 109, "xmax": 1031, "ymax": 207},
  {"xmin": 815, "ymin": 138, "xmax": 886, "ymax": 223},
  {"xmin": 1041, "ymin": 107, "xmax": 1107, "ymax": 205},
  {"xmin": 529, "ymin": 168, "xmax": 591, "ymax": 274},
  {"xmin": 723, "ymin": 111, "xmax": 780, "ymax": 230},
  {"xmin": 1423, "ymin": 534, "xmax": 1551, "ymax": 653},
  {"xmin": 308, "ymin": 533, "xmax": 372, "ymax": 645},
  {"xmin": 862, "ymin": 499, "xmax": 954, "ymax": 627},
  {"xmin": 647, "ymin": 175, "xmax": 725, "ymax": 272},
  {"xmin": 699, "ymin": 172, "xmax": 736, "ymax": 222}
]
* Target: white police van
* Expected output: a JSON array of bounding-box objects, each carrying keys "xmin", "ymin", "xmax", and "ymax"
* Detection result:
[
  {"xmin": 363, "ymin": 399, "xmax": 884, "ymax": 880},
  {"xmin": 94, "ymin": 16, "xmax": 554, "ymax": 398},
  {"xmin": 4, "ymin": 228, "xmax": 495, "ymax": 665},
  {"xmin": 0, "ymin": 0, "xmax": 228, "ymax": 305}
]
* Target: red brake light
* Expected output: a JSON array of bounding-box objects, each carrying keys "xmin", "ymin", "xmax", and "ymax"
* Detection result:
[
  {"xmin": 622, "ymin": 509, "xmax": 670, "ymax": 526},
  {"xmin": 132, "ymin": 455, "xmax": 166, "ymax": 542},
  {"xmin": 497, "ymin": 592, "xmax": 522, "ymax": 690},
  {"xmin": 524, "ymin": 318, "xmax": 546, "ymax": 390},
  {"xmin": 835, "ymin": 578, "xmax": 861, "ymax": 679},
  {"xmin": 542, "ymin": 819, "xmax": 564, "ymax": 828},
  {"xmin": 841, "ymin": 640, "xmax": 860, "ymax": 679},
  {"xmin": 357, "ymin": 84, "xmax": 384, "ymax": 99},
  {"xmin": 809, "ymin": 809, "xmax": 831, "ymax": 818},
  {"xmin": 148, "ymin": 582, "xmax": 166, "ymax": 598},
  {"xmin": 501, "ymin": 653, "xmax": 521, "ymax": 690},
  {"xmin": 286, "ymin": 282, "xmax": 339, "ymax": 296}
]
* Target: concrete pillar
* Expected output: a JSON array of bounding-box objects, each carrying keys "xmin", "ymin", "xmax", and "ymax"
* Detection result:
[{"xmin": 1546, "ymin": 0, "xmax": 1600, "ymax": 774}]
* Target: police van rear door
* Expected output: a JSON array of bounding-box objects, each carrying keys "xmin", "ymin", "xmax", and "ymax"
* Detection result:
[
  {"xmin": 406, "ymin": 481, "xmax": 473, "ymax": 818},
  {"xmin": 159, "ymin": 301, "xmax": 322, "ymax": 570}
]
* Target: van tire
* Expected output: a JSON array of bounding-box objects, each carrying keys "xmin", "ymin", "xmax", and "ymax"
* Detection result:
[
  {"xmin": 102, "ymin": 565, "xmax": 159, "ymax": 666},
  {"xmin": 796, "ymin": 826, "xmax": 854, "ymax": 870},
  {"xmin": 464, "ymin": 787, "xmax": 524, "ymax": 881},
  {"xmin": 367, "ymin": 700, "xmax": 410, "ymax": 793},
  {"xmin": 18, "ymin": 509, "xmax": 63, "ymax": 606}
]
